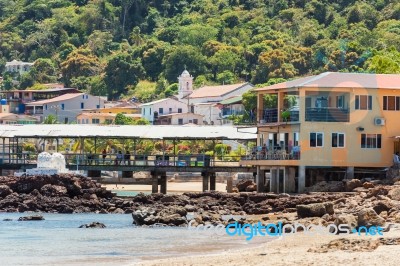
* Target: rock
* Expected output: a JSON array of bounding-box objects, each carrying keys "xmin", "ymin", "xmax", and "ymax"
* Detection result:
[
  {"xmin": 353, "ymin": 187, "xmax": 369, "ymax": 193},
  {"xmin": 79, "ymin": 222, "xmax": 106, "ymax": 228},
  {"xmin": 279, "ymin": 193, "xmax": 291, "ymax": 198},
  {"xmin": 160, "ymin": 195, "xmax": 176, "ymax": 203},
  {"xmin": 373, "ymin": 201, "xmax": 393, "ymax": 214},
  {"xmin": 363, "ymin": 182, "xmax": 375, "ymax": 189},
  {"xmin": 367, "ymin": 187, "xmax": 389, "ymax": 198},
  {"xmin": 304, "ymin": 181, "xmax": 344, "ymax": 192},
  {"xmin": 388, "ymin": 188, "xmax": 400, "ymax": 201},
  {"xmin": 40, "ymin": 184, "xmax": 68, "ymax": 197},
  {"xmin": 232, "ymin": 187, "xmax": 239, "ymax": 193},
  {"xmin": 3, "ymin": 218, "xmax": 12, "ymax": 221},
  {"xmin": 297, "ymin": 202, "xmax": 334, "ymax": 218},
  {"xmin": 245, "ymin": 184, "xmax": 257, "ymax": 192},
  {"xmin": 236, "ymin": 180, "xmax": 255, "ymax": 192},
  {"xmin": 344, "ymin": 179, "xmax": 362, "ymax": 192},
  {"xmin": 357, "ymin": 208, "xmax": 385, "ymax": 227},
  {"xmin": 159, "ymin": 213, "xmax": 187, "ymax": 226},
  {"xmin": 18, "ymin": 215, "xmax": 45, "ymax": 221},
  {"xmin": 334, "ymin": 214, "xmax": 358, "ymax": 233},
  {"xmin": 0, "ymin": 185, "xmax": 13, "ymax": 198}
]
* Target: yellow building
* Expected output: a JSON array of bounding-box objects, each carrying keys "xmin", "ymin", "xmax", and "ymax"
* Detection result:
[
  {"xmin": 77, "ymin": 113, "xmax": 141, "ymax": 124},
  {"xmin": 240, "ymin": 72, "xmax": 400, "ymax": 193}
]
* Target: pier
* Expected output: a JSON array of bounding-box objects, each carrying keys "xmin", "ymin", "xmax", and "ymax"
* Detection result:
[{"xmin": 0, "ymin": 125, "xmax": 257, "ymax": 193}]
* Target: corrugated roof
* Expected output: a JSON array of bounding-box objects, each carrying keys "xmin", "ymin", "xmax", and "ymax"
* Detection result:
[
  {"xmin": 25, "ymin": 93, "xmax": 84, "ymax": 106},
  {"xmin": 0, "ymin": 125, "xmax": 256, "ymax": 140},
  {"xmin": 8, "ymin": 88, "xmax": 79, "ymax": 93},
  {"xmin": 188, "ymin": 83, "xmax": 252, "ymax": 99},
  {"xmin": 220, "ymin": 96, "xmax": 242, "ymax": 105},
  {"xmin": 255, "ymin": 72, "xmax": 400, "ymax": 91}
]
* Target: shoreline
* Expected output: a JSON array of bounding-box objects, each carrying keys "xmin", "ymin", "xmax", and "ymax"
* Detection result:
[{"xmin": 134, "ymin": 227, "xmax": 400, "ymax": 266}]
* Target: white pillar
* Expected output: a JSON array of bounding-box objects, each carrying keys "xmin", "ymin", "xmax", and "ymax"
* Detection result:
[{"xmin": 346, "ymin": 166, "xmax": 354, "ymax": 179}]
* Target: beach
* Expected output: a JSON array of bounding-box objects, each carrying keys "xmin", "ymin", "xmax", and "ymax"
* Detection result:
[
  {"xmin": 104, "ymin": 182, "xmax": 227, "ymax": 193},
  {"xmin": 136, "ymin": 227, "xmax": 400, "ymax": 266}
]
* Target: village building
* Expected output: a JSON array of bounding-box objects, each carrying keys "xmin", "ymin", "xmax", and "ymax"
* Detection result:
[
  {"xmin": 5, "ymin": 60, "xmax": 34, "ymax": 75},
  {"xmin": 140, "ymin": 98, "xmax": 188, "ymax": 125},
  {"xmin": 241, "ymin": 72, "xmax": 400, "ymax": 194},
  {"xmin": 154, "ymin": 112, "xmax": 203, "ymax": 125}
]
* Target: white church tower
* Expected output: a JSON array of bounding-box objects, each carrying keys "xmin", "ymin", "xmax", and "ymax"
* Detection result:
[{"xmin": 177, "ymin": 69, "xmax": 193, "ymax": 100}]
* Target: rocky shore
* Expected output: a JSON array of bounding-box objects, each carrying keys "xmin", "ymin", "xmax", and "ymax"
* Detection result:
[{"xmin": 1, "ymin": 174, "xmax": 400, "ymax": 235}]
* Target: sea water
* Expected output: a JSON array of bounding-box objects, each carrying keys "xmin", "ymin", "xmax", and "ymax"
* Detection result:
[{"xmin": 0, "ymin": 213, "xmax": 266, "ymax": 266}]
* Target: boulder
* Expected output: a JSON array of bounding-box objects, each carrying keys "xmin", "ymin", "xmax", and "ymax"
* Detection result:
[
  {"xmin": 363, "ymin": 182, "xmax": 375, "ymax": 189},
  {"xmin": 357, "ymin": 208, "xmax": 385, "ymax": 227},
  {"xmin": 245, "ymin": 184, "xmax": 257, "ymax": 192},
  {"xmin": 388, "ymin": 188, "xmax": 400, "ymax": 201},
  {"xmin": 344, "ymin": 179, "xmax": 362, "ymax": 192},
  {"xmin": 79, "ymin": 222, "xmax": 106, "ymax": 228},
  {"xmin": 297, "ymin": 202, "xmax": 334, "ymax": 218},
  {"xmin": 0, "ymin": 185, "xmax": 13, "ymax": 198},
  {"xmin": 373, "ymin": 201, "xmax": 393, "ymax": 214},
  {"xmin": 18, "ymin": 215, "xmax": 45, "ymax": 221},
  {"xmin": 236, "ymin": 180, "xmax": 255, "ymax": 192},
  {"xmin": 40, "ymin": 184, "xmax": 68, "ymax": 197},
  {"xmin": 334, "ymin": 214, "xmax": 358, "ymax": 233},
  {"xmin": 159, "ymin": 214, "xmax": 187, "ymax": 226}
]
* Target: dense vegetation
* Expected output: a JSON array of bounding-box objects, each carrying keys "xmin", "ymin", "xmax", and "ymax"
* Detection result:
[{"xmin": 1, "ymin": 0, "xmax": 400, "ymax": 101}]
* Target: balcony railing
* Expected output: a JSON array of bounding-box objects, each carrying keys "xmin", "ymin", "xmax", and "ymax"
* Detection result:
[
  {"xmin": 305, "ymin": 108, "xmax": 349, "ymax": 122},
  {"xmin": 25, "ymin": 110, "xmax": 43, "ymax": 115},
  {"xmin": 242, "ymin": 149, "xmax": 300, "ymax": 161},
  {"xmin": 261, "ymin": 109, "xmax": 300, "ymax": 124}
]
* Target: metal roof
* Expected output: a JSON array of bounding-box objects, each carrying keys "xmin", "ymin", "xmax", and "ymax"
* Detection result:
[{"xmin": 0, "ymin": 125, "xmax": 257, "ymax": 140}]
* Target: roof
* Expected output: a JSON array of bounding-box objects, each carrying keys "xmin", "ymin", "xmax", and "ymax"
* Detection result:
[
  {"xmin": 255, "ymin": 72, "xmax": 400, "ymax": 91},
  {"xmin": 188, "ymin": 83, "xmax": 252, "ymax": 99},
  {"xmin": 7, "ymin": 88, "xmax": 80, "ymax": 93},
  {"xmin": 25, "ymin": 93, "xmax": 84, "ymax": 106},
  {"xmin": 220, "ymin": 96, "xmax": 242, "ymax": 105},
  {"xmin": 6, "ymin": 60, "xmax": 34, "ymax": 66},
  {"xmin": 0, "ymin": 125, "xmax": 257, "ymax": 140},
  {"xmin": 0, "ymin": 113, "xmax": 38, "ymax": 120},
  {"xmin": 140, "ymin": 98, "xmax": 185, "ymax": 107}
]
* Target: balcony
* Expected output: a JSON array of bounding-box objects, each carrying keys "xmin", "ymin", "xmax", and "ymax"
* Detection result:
[
  {"xmin": 305, "ymin": 108, "xmax": 349, "ymax": 122},
  {"xmin": 261, "ymin": 108, "xmax": 300, "ymax": 124}
]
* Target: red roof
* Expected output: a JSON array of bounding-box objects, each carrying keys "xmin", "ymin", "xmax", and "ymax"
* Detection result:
[
  {"xmin": 255, "ymin": 72, "xmax": 400, "ymax": 91},
  {"xmin": 26, "ymin": 93, "xmax": 84, "ymax": 106}
]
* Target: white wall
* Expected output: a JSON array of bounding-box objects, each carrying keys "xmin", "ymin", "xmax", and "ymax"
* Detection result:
[
  {"xmin": 43, "ymin": 94, "xmax": 105, "ymax": 123},
  {"xmin": 141, "ymin": 99, "xmax": 188, "ymax": 123}
]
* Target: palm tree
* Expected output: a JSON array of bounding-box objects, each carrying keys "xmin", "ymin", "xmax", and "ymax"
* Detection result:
[{"xmin": 43, "ymin": 114, "xmax": 58, "ymax": 124}]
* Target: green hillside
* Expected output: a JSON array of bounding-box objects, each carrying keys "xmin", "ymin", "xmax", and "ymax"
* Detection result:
[{"xmin": 0, "ymin": 0, "xmax": 400, "ymax": 100}]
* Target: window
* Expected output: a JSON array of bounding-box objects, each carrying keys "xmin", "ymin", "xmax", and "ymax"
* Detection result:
[
  {"xmin": 105, "ymin": 119, "xmax": 113, "ymax": 124},
  {"xmin": 332, "ymin": 133, "xmax": 345, "ymax": 148},
  {"xmin": 64, "ymin": 117, "xmax": 68, "ymax": 124},
  {"xmin": 45, "ymin": 104, "xmax": 47, "ymax": 110},
  {"xmin": 143, "ymin": 109, "xmax": 145, "ymax": 115},
  {"xmin": 178, "ymin": 108, "xmax": 182, "ymax": 113},
  {"xmin": 310, "ymin": 132, "xmax": 323, "ymax": 147},
  {"xmin": 82, "ymin": 95, "xmax": 85, "ymax": 99},
  {"xmin": 159, "ymin": 108, "xmax": 163, "ymax": 114},
  {"xmin": 383, "ymin": 96, "xmax": 400, "ymax": 110},
  {"xmin": 81, "ymin": 103, "xmax": 84, "ymax": 109},
  {"xmin": 361, "ymin": 134, "xmax": 382, "ymax": 148},
  {"xmin": 96, "ymin": 105, "xmax": 100, "ymax": 109},
  {"xmin": 92, "ymin": 118, "xmax": 100, "ymax": 124},
  {"xmin": 193, "ymin": 119, "xmax": 198, "ymax": 124},
  {"xmin": 61, "ymin": 103, "xmax": 65, "ymax": 110},
  {"xmin": 178, "ymin": 118, "xmax": 183, "ymax": 125},
  {"xmin": 169, "ymin": 108, "xmax": 172, "ymax": 112},
  {"xmin": 336, "ymin": 95, "xmax": 344, "ymax": 108},
  {"xmin": 355, "ymin": 95, "xmax": 372, "ymax": 110}
]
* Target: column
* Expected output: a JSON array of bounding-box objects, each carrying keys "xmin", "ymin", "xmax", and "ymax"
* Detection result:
[
  {"xmin": 270, "ymin": 168, "xmax": 277, "ymax": 193},
  {"xmin": 286, "ymin": 167, "xmax": 296, "ymax": 193},
  {"xmin": 160, "ymin": 173, "xmax": 167, "ymax": 194},
  {"xmin": 256, "ymin": 167, "xmax": 264, "ymax": 193},
  {"xmin": 227, "ymin": 175, "xmax": 233, "ymax": 193},
  {"xmin": 210, "ymin": 173, "xmax": 216, "ymax": 191},
  {"xmin": 151, "ymin": 172, "xmax": 159, "ymax": 193},
  {"xmin": 202, "ymin": 171, "xmax": 209, "ymax": 192},
  {"xmin": 346, "ymin": 166, "xmax": 354, "ymax": 179},
  {"xmin": 298, "ymin": 165, "xmax": 306, "ymax": 193}
]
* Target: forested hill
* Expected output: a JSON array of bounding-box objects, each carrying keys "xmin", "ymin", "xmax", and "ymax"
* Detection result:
[{"xmin": 1, "ymin": 0, "xmax": 400, "ymax": 100}]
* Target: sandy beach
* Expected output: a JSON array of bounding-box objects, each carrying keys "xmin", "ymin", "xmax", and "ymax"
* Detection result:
[
  {"xmin": 135, "ymin": 226, "xmax": 400, "ymax": 266},
  {"xmin": 104, "ymin": 182, "xmax": 227, "ymax": 193}
]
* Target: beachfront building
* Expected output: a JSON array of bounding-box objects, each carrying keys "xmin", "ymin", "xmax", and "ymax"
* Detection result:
[
  {"xmin": 0, "ymin": 113, "xmax": 39, "ymax": 124},
  {"xmin": 219, "ymin": 95, "xmax": 247, "ymax": 125},
  {"xmin": 25, "ymin": 93, "xmax": 105, "ymax": 123},
  {"xmin": 140, "ymin": 98, "xmax": 188, "ymax": 124},
  {"xmin": 241, "ymin": 72, "xmax": 400, "ymax": 193}
]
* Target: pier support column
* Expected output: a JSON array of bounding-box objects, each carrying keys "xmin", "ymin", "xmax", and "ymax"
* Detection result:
[
  {"xmin": 151, "ymin": 172, "xmax": 159, "ymax": 193},
  {"xmin": 298, "ymin": 165, "xmax": 306, "ymax": 193},
  {"xmin": 122, "ymin": 171, "xmax": 133, "ymax": 178},
  {"xmin": 160, "ymin": 173, "xmax": 167, "ymax": 194},
  {"xmin": 270, "ymin": 168, "xmax": 278, "ymax": 193},
  {"xmin": 87, "ymin": 170, "xmax": 101, "ymax": 180},
  {"xmin": 227, "ymin": 175, "xmax": 233, "ymax": 193},
  {"xmin": 209, "ymin": 173, "xmax": 216, "ymax": 191},
  {"xmin": 286, "ymin": 167, "xmax": 296, "ymax": 193},
  {"xmin": 256, "ymin": 167, "xmax": 265, "ymax": 193},
  {"xmin": 346, "ymin": 166, "xmax": 354, "ymax": 179},
  {"xmin": 202, "ymin": 172, "xmax": 209, "ymax": 192}
]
